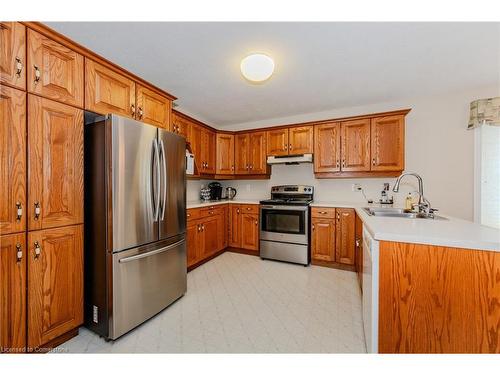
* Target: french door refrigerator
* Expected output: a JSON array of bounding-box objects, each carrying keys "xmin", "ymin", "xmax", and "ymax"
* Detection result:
[{"xmin": 84, "ymin": 113, "xmax": 187, "ymax": 340}]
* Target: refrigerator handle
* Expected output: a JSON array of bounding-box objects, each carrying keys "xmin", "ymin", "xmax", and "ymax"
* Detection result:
[
  {"xmin": 159, "ymin": 138, "xmax": 167, "ymax": 220},
  {"xmin": 152, "ymin": 138, "xmax": 161, "ymax": 221}
]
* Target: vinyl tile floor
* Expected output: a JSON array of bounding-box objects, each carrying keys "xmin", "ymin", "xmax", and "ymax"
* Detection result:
[{"xmin": 53, "ymin": 252, "xmax": 366, "ymax": 353}]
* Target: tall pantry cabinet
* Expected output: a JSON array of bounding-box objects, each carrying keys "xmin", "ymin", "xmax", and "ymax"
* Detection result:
[{"xmin": 1, "ymin": 22, "xmax": 84, "ymax": 352}]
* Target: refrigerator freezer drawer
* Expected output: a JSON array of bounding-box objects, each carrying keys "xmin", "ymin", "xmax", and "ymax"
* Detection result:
[{"xmin": 110, "ymin": 236, "xmax": 187, "ymax": 339}]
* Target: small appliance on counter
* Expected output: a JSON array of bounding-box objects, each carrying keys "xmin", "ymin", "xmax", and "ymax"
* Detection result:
[
  {"xmin": 379, "ymin": 183, "xmax": 394, "ymax": 205},
  {"xmin": 224, "ymin": 187, "xmax": 237, "ymax": 200},
  {"xmin": 185, "ymin": 150, "xmax": 194, "ymax": 175},
  {"xmin": 208, "ymin": 182, "xmax": 222, "ymax": 200},
  {"xmin": 200, "ymin": 187, "xmax": 211, "ymax": 201}
]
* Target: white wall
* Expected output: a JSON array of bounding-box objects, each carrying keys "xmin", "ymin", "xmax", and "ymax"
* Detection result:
[{"xmin": 189, "ymin": 85, "xmax": 499, "ymax": 220}]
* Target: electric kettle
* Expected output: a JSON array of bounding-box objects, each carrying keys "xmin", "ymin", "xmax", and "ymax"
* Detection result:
[{"xmin": 225, "ymin": 187, "xmax": 237, "ymax": 200}]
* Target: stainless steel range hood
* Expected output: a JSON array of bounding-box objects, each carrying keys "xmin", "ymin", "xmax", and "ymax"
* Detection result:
[{"xmin": 267, "ymin": 153, "xmax": 313, "ymax": 165}]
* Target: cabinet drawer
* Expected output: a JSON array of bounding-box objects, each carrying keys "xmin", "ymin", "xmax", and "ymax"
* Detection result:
[
  {"xmin": 199, "ymin": 206, "xmax": 225, "ymax": 218},
  {"xmin": 311, "ymin": 207, "xmax": 336, "ymax": 219},
  {"xmin": 239, "ymin": 204, "xmax": 259, "ymax": 214},
  {"xmin": 186, "ymin": 208, "xmax": 201, "ymax": 222}
]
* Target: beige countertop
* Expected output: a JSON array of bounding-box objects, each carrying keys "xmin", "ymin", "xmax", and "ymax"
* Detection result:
[{"xmin": 186, "ymin": 199, "xmax": 261, "ymax": 209}]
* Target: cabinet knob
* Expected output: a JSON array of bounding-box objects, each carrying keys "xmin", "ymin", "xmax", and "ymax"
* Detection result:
[
  {"xmin": 202, "ymin": 224, "xmax": 205, "ymax": 231},
  {"xmin": 355, "ymin": 239, "xmax": 360, "ymax": 247},
  {"xmin": 336, "ymin": 160, "xmax": 340, "ymax": 168},
  {"xmin": 131, "ymin": 104, "xmax": 136, "ymax": 116},
  {"xmin": 342, "ymin": 160, "xmax": 345, "ymax": 168},
  {"xmin": 197, "ymin": 224, "xmax": 201, "ymax": 232},
  {"xmin": 15, "ymin": 57, "xmax": 23, "ymax": 77},
  {"xmin": 372, "ymin": 158, "xmax": 376, "ymax": 166},
  {"xmin": 34, "ymin": 201, "xmax": 41, "ymax": 220},
  {"xmin": 16, "ymin": 201, "xmax": 22, "ymax": 221},
  {"xmin": 249, "ymin": 164, "xmax": 253, "ymax": 170},
  {"xmin": 16, "ymin": 243, "xmax": 22, "ymax": 263},
  {"xmin": 289, "ymin": 143, "xmax": 292, "ymax": 150},
  {"xmin": 312, "ymin": 224, "xmax": 315, "ymax": 230},
  {"xmin": 237, "ymin": 208, "xmax": 240, "ymax": 214},
  {"xmin": 284, "ymin": 144, "xmax": 288, "ymax": 151},
  {"xmin": 255, "ymin": 220, "xmax": 258, "ymax": 225},
  {"xmin": 138, "ymin": 107, "xmax": 143, "ymax": 119},
  {"xmin": 34, "ymin": 241, "xmax": 41, "ymax": 259},
  {"xmin": 33, "ymin": 65, "xmax": 41, "ymax": 84}
]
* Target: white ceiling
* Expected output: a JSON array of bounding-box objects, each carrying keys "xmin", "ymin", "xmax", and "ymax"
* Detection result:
[{"xmin": 47, "ymin": 22, "xmax": 500, "ymax": 127}]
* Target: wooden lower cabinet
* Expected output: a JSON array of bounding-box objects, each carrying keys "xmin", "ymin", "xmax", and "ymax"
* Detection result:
[
  {"xmin": 355, "ymin": 213, "xmax": 363, "ymax": 291},
  {"xmin": 0, "ymin": 233, "xmax": 27, "ymax": 353},
  {"xmin": 27, "ymin": 225, "xmax": 83, "ymax": 349},
  {"xmin": 229, "ymin": 204, "xmax": 241, "ymax": 247},
  {"xmin": 311, "ymin": 218, "xmax": 336, "ymax": 262},
  {"xmin": 186, "ymin": 220, "xmax": 201, "ymax": 268},
  {"xmin": 335, "ymin": 208, "xmax": 355, "ymax": 265},
  {"xmin": 229, "ymin": 205, "xmax": 259, "ymax": 253},
  {"xmin": 240, "ymin": 213, "xmax": 259, "ymax": 251}
]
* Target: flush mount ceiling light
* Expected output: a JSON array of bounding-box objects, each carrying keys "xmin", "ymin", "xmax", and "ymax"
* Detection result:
[{"xmin": 240, "ymin": 53, "xmax": 275, "ymax": 83}]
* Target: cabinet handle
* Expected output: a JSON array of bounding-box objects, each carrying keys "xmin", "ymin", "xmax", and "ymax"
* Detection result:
[
  {"xmin": 197, "ymin": 224, "xmax": 201, "ymax": 232},
  {"xmin": 318, "ymin": 211, "xmax": 327, "ymax": 214},
  {"xmin": 337, "ymin": 213, "xmax": 340, "ymax": 221},
  {"xmin": 202, "ymin": 224, "xmax": 205, "ymax": 231},
  {"xmin": 34, "ymin": 201, "xmax": 41, "ymax": 220},
  {"xmin": 312, "ymin": 224, "xmax": 315, "ymax": 230},
  {"xmin": 15, "ymin": 57, "xmax": 23, "ymax": 77},
  {"xmin": 33, "ymin": 65, "xmax": 41, "ymax": 84},
  {"xmin": 131, "ymin": 104, "xmax": 136, "ymax": 116},
  {"xmin": 336, "ymin": 160, "xmax": 340, "ymax": 168},
  {"xmin": 209, "ymin": 211, "xmax": 214, "ymax": 215},
  {"xmin": 187, "ymin": 213, "xmax": 191, "ymax": 217},
  {"xmin": 34, "ymin": 241, "xmax": 41, "ymax": 259},
  {"xmin": 16, "ymin": 243, "xmax": 22, "ymax": 263},
  {"xmin": 255, "ymin": 220, "xmax": 258, "ymax": 225},
  {"xmin": 231, "ymin": 165, "xmax": 234, "ymax": 171},
  {"xmin": 342, "ymin": 160, "xmax": 345, "ymax": 168},
  {"xmin": 16, "ymin": 201, "xmax": 22, "ymax": 221},
  {"xmin": 355, "ymin": 239, "xmax": 360, "ymax": 247},
  {"xmin": 176, "ymin": 125, "xmax": 180, "ymax": 132},
  {"xmin": 284, "ymin": 144, "xmax": 288, "ymax": 151},
  {"xmin": 372, "ymin": 158, "xmax": 376, "ymax": 166},
  {"xmin": 289, "ymin": 143, "xmax": 292, "ymax": 151},
  {"xmin": 249, "ymin": 164, "xmax": 253, "ymax": 170},
  {"xmin": 237, "ymin": 208, "xmax": 240, "ymax": 214},
  {"xmin": 138, "ymin": 107, "xmax": 143, "ymax": 119}
]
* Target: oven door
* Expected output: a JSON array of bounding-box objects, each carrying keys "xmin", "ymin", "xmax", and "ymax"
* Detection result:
[{"xmin": 260, "ymin": 205, "xmax": 309, "ymax": 245}]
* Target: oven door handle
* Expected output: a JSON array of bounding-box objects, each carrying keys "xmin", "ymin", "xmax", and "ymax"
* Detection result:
[{"xmin": 260, "ymin": 205, "xmax": 309, "ymax": 211}]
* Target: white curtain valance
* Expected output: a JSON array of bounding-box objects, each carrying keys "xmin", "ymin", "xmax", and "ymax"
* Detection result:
[{"xmin": 468, "ymin": 97, "xmax": 500, "ymax": 129}]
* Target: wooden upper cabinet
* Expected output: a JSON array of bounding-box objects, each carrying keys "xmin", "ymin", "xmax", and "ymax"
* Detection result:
[
  {"xmin": 314, "ymin": 122, "xmax": 341, "ymax": 173},
  {"xmin": 370, "ymin": 115, "xmax": 405, "ymax": 171},
  {"xmin": 311, "ymin": 217, "xmax": 336, "ymax": 262},
  {"xmin": 0, "ymin": 22, "xmax": 26, "ymax": 90},
  {"xmin": 0, "ymin": 86, "xmax": 26, "ymax": 235},
  {"xmin": 27, "ymin": 225, "xmax": 83, "ymax": 348},
  {"xmin": 288, "ymin": 126, "xmax": 313, "ymax": 155},
  {"xmin": 234, "ymin": 134, "xmax": 249, "ymax": 174},
  {"xmin": 28, "ymin": 95, "xmax": 84, "ymax": 231},
  {"xmin": 188, "ymin": 123, "xmax": 202, "ymax": 176},
  {"xmin": 216, "ymin": 133, "xmax": 234, "ymax": 175},
  {"xmin": 171, "ymin": 112, "xmax": 189, "ymax": 138},
  {"xmin": 341, "ymin": 119, "xmax": 371, "ymax": 172},
  {"xmin": 27, "ymin": 29, "xmax": 83, "ymax": 107},
  {"xmin": 136, "ymin": 84, "xmax": 171, "ymax": 129},
  {"xmin": 0, "ymin": 233, "xmax": 27, "ymax": 353},
  {"xmin": 241, "ymin": 214, "xmax": 259, "ymax": 251},
  {"xmin": 249, "ymin": 131, "xmax": 267, "ymax": 174},
  {"xmin": 85, "ymin": 59, "xmax": 135, "ymax": 118},
  {"xmin": 201, "ymin": 128, "xmax": 216, "ymax": 174},
  {"xmin": 335, "ymin": 208, "xmax": 355, "ymax": 265},
  {"xmin": 266, "ymin": 128, "xmax": 289, "ymax": 156}
]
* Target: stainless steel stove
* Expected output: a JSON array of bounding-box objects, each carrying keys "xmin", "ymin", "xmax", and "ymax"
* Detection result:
[{"xmin": 259, "ymin": 185, "xmax": 314, "ymax": 265}]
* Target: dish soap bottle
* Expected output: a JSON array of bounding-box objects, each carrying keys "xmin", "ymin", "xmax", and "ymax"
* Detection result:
[{"xmin": 405, "ymin": 192, "xmax": 413, "ymax": 211}]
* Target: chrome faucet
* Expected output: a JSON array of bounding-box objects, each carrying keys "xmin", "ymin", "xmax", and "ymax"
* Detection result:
[{"xmin": 393, "ymin": 173, "xmax": 437, "ymax": 217}]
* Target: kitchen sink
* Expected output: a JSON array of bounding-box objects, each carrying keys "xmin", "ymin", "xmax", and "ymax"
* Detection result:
[{"xmin": 362, "ymin": 207, "xmax": 446, "ymax": 220}]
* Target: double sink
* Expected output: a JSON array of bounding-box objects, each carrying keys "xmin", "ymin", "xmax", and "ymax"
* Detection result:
[{"xmin": 362, "ymin": 207, "xmax": 446, "ymax": 220}]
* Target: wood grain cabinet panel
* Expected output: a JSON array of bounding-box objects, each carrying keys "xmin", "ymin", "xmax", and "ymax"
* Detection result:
[
  {"xmin": 229, "ymin": 205, "xmax": 241, "ymax": 247},
  {"xmin": 216, "ymin": 133, "xmax": 235, "ymax": 175},
  {"xmin": 266, "ymin": 129, "xmax": 289, "ymax": 156},
  {"xmin": 241, "ymin": 213, "xmax": 259, "ymax": 251},
  {"xmin": 314, "ymin": 122, "xmax": 341, "ymax": 173},
  {"xmin": 355, "ymin": 213, "xmax": 363, "ymax": 291},
  {"xmin": 0, "ymin": 86, "xmax": 26, "ymax": 235},
  {"xmin": 136, "ymin": 84, "xmax": 171, "ymax": 129},
  {"xmin": 335, "ymin": 208, "xmax": 355, "ymax": 265},
  {"xmin": 249, "ymin": 131, "xmax": 267, "ymax": 174},
  {"xmin": 186, "ymin": 220, "xmax": 201, "ymax": 268},
  {"xmin": 201, "ymin": 215, "xmax": 219, "ymax": 257},
  {"xmin": 27, "ymin": 225, "xmax": 83, "ymax": 349},
  {"xmin": 370, "ymin": 115, "xmax": 405, "ymax": 171},
  {"xmin": 288, "ymin": 126, "xmax": 313, "ymax": 155},
  {"xmin": 201, "ymin": 128, "xmax": 216, "ymax": 174},
  {"xmin": 311, "ymin": 218, "xmax": 335, "ymax": 262},
  {"xmin": 188, "ymin": 123, "xmax": 202, "ymax": 176},
  {"xmin": 28, "ymin": 95, "xmax": 84, "ymax": 231},
  {"xmin": 0, "ymin": 22, "xmax": 26, "ymax": 90},
  {"xmin": 85, "ymin": 58, "xmax": 135, "ymax": 118},
  {"xmin": 379, "ymin": 241, "xmax": 500, "ymax": 353},
  {"xmin": 171, "ymin": 112, "xmax": 189, "ymax": 137},
  {"xmin": 234, "ymin": 134, "xmax": 249, "ymax": 174},
  {"xmin": 340, "ymin": 119, "xmax": 371, "ymax": 172},
  {"xmin": 27, "ymin": 29, "xmax": 83, "ymax": 107},
  {"xmin": 0, "ymin": 233, "xmax": 27, "ymax": 353}
]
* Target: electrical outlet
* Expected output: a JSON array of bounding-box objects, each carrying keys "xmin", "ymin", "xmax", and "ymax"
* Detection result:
[{"xmin": 352, "ymin": 183, "xmax": 362, "ymax": 192}]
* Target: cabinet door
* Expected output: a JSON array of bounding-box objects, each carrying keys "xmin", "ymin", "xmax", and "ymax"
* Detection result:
[
  {"xmin": 341, "ymin": 119, "xmax": 371, "ymax": 172},
  {"xmin": 370, "ymin": 115, "xmax": 405, "ymax": 171},
  {"xmin": 311, "ymin": 218, "xmax": 335, "ymax": 262},
  {"xmin": 222, "ymin": 205, "xmax": 228, "ymax": 249},
  {"xmin": 0, "ymin": 233, "xmax": 26, "ymax": 353},
  {"xmin": 335, "ymin": 208, "xmax": 355, "ymax": 265},
  {"xmin": 228, "ymin": 205, "xmax": 241, "ymax": 247},
  {"xmin": 186, "ymin": 220, "xmax": 200, "ymax": 268},
  {"xmin": 266, "ymin": 129, "xmax": 289, "ymax": 156},
  {"xmin": 0, "ymin": 22, "xmax": 26, "ymax": 90},
  {"xmin": 216, "ymin": 133, "xmax": 234, "ymax": 175},
  {"xmin": 27, "ymin": 29, "xmax": 83, "ymax": 107},
  {"xmin": 249, "ymin": 131, "xmax": 267, "ymax": 174},
  {"xmin": 188, "ymin": 123, "xmax": 202, "ymax": 176},
  {"xmin": 201, "ymin": 216, "xmax": 219, "ymax": 257},
  {"xmin": 314, "ymin": 122, "xmax": 341, "ymax": 173},
  {"xmin": 28, "ymin": 95, "xmax": 84, "ymax": 230},
  {"xmin": 355, "ymin": 213, "xmax": 363, "ymax": 291},
  {"xmin": 85, "ymin": 59, "xmax": 136, "ymax": 118},
  {"xmin": 234, "ymin": 134, "xmax": 249, "ymax": 174},
  {"xmin": 28, "ymin": 225, "xmax": 83, "ymax": 348},
  {"xmin": 201, "ymin": 128, "xmax": 216, "ymax": 174},
  {"xmin": 136, "ymin": 84, "xmax": 171, "ymax": 129},
  {"xmin": 241, "ymin": 214, "xmax": 259, "ymax": 251},
  {"xmin": 288, "ymin": 126, "xmax": 313, "ymax": 155},
  {"xmin": 0, "ymin": 86, "xmax": 26, "ymax": 235},
  {"xmin": 172, "ymin": 112, "xmax": 189, "ymax": 138}
]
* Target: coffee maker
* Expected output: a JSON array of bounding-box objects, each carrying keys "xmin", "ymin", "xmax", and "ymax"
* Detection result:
[{"xmin": 208, "ymin": 182, "xmax": 222, "ymax": 200}]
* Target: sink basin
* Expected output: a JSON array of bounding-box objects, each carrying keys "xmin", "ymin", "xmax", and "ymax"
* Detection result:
[{"xmin": 362, "ymin": 207, "xmax": 446, "ymax": 220}]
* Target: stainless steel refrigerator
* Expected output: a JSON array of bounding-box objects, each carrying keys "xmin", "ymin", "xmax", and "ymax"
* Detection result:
[{"xmin": 84, "ymin": 113, "xmax": 187, "ymax": 340}]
